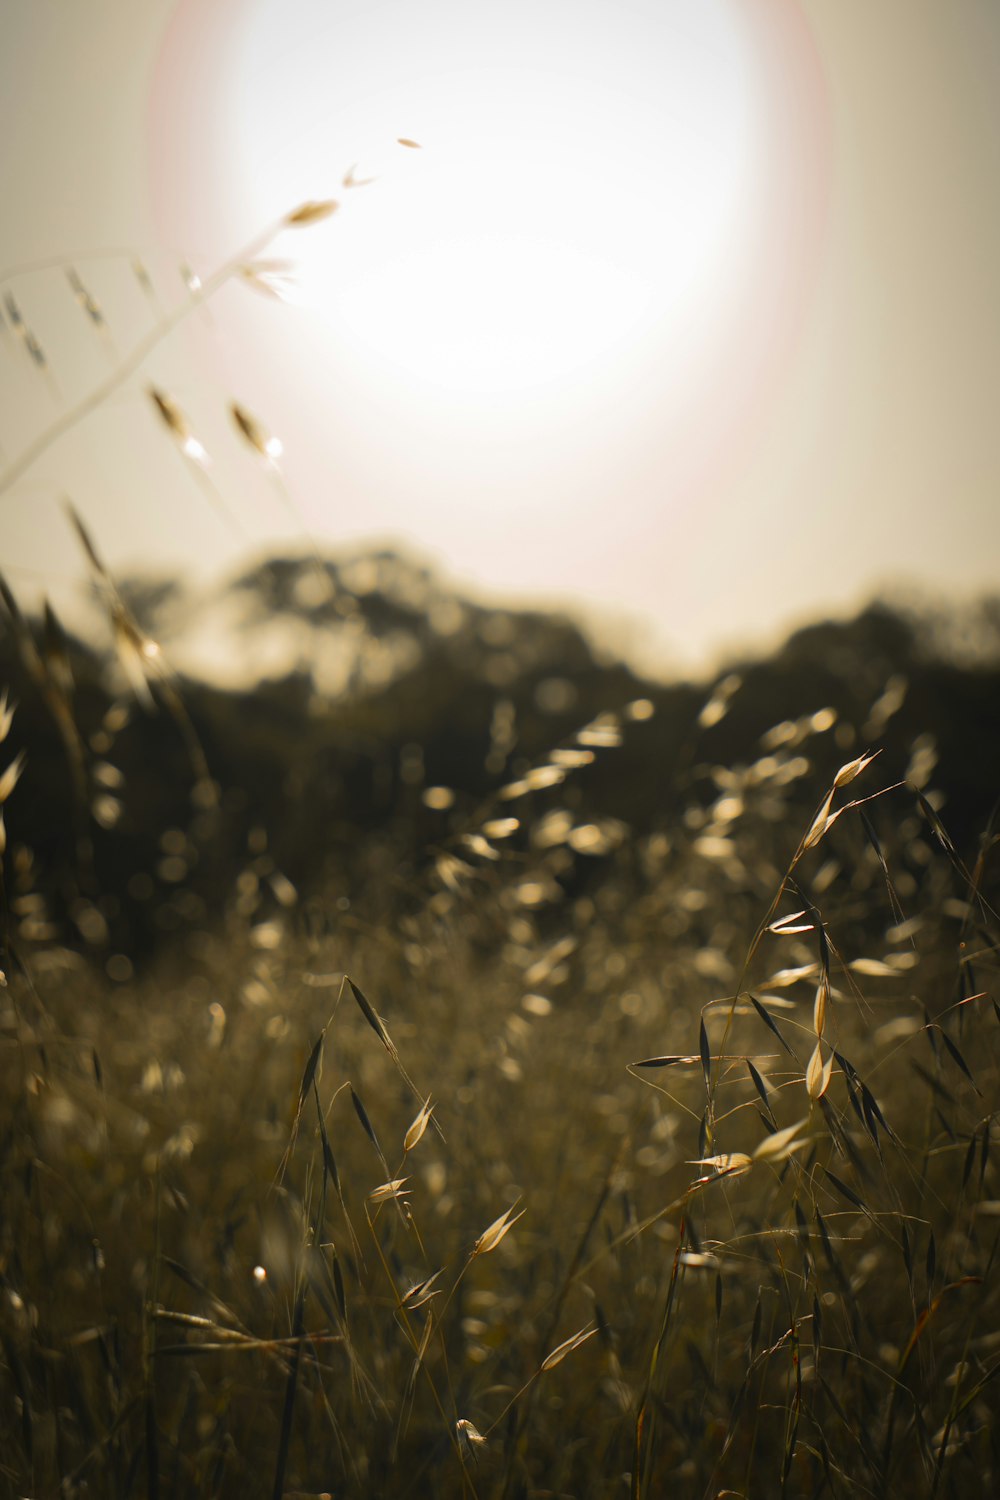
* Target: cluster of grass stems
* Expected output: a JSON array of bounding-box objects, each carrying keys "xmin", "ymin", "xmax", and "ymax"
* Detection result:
[{"xmin": 2, "ymin": 647, "xmax": 998, "ymax": 1498}]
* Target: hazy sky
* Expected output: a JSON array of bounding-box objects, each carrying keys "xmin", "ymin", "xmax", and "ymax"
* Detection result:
[{"xmin": 1, "ymin": 0, "xmax": 999, "ymax": 673}]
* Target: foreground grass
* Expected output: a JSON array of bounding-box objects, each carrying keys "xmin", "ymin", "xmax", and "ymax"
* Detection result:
[{"xmin": 2, "ymin": 678, "xmax": 998, "ymax": 1500}]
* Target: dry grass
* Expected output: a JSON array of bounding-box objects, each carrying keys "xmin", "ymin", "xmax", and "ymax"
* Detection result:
[{"xmin": 1, "ymin": 658, "xmax": 998, "ymax": 1498}]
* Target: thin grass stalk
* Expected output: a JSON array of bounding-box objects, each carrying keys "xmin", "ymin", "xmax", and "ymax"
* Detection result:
[
  {"xmin": 0, "ymin": 222, "xmax": 279, "ymax": 500},
  {"xmin": 144, "ymin": 1167, "xmax": 163, "ymax": 1500},
  {"xmin": 633, "ymin": 1229, "xmax": 685, "ymax": 1500},
  {"xmin": 494, "ymin": 1153, "xmax": 618, "ymax": 1490},
  {"xmin": 272, "ymin": 1281, "xmax": 306, "ymax": 1500}
]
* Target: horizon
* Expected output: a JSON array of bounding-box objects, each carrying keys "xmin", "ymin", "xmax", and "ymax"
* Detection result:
[{"xmin": 6, "ymin": 535, "xmax": 999, "ymax": 696}]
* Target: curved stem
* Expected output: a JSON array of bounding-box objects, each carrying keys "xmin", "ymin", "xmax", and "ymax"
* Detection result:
[
  {"xmin": 0, "ymin": 222, "xmax": 279, "ymax": 501},
  {"xmin": 0, "ymin": 244, "xmax": 162, "ymax": 287}
]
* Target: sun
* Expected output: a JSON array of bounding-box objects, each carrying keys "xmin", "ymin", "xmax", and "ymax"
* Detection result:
[
  {"xmin": 326, "ymin": 221, "xmax": 654, "ymax": 399},
  {"xmin": 225, "ymin": 0, "xmax": 759, "ymax": 406},
  {"xmin": 149, "ymin": 0, "xmax": 831, "ymax": 635}
]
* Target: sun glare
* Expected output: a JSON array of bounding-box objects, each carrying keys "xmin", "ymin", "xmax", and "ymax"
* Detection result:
[
  {"xmin": 328, "ymin": 224, "xmax": 654, "ymax": 398},
  {"xmin": 229, "ymin": 0, "xmax": 759, "ymax": 406}
]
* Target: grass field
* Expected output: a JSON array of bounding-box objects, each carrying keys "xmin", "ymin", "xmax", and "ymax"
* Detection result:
[{"xmin": 2, "ymin": 617, "xmax": 999, "ymax": 1498}]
